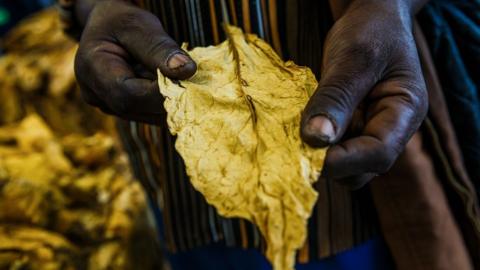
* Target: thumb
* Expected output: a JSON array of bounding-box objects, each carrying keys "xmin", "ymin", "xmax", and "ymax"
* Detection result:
[
  {"xmin": 301, "ymin": 42, "xmax": 384, "ymax": 147},
  {"xmin": 112, "ymin": 5, "xmax": 197, "ymax": 80}
]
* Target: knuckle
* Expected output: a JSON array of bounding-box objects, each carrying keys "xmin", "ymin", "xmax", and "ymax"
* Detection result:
[
  {"xmin": 342, "ymin": 38, "xmax": 384, "ymax": 70},
  {"xmin": 399, "ymin": 87, "xmax": 420, "ymax": 107},
  {"xmin": 408, "ymin": 87, "xmax": 428, "ymax": 115},
  {"xmin": 396, "ymin": 78, "xmax": 429, "ymax": 120}
]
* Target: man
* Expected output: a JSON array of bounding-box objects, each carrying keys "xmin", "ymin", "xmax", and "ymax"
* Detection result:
[{"xmin": 57, "ymin": 0, "xmax": 480, "ymax": 269}]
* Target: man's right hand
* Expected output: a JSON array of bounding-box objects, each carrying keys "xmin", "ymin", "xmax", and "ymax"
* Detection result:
[{"xmin": 74, "ymin": 0, "xmax": 197, "ymax": 124}]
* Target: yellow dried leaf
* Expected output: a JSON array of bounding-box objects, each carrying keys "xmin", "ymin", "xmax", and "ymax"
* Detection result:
[{"xmin": 158, "ymin": 25, "xmax": 327, "ymax": 270}]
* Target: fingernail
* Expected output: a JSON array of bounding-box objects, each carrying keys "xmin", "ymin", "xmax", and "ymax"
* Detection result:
[
  {"xmin": 167, "ymin": 53, "xmax": 191, "ymax": 69},
  {"xmin": 305, "ymin": 116, "xmax": 336, "ymax": 142}
]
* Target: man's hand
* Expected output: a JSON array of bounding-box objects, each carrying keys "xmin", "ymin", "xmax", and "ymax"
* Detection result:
[
  {"xmin": 74, "ymin": 0, "xmax": 196, "ymax": 124},
  {"xmin": 301, "ymin": 0, "xmax": 428, "ymax": 188}
]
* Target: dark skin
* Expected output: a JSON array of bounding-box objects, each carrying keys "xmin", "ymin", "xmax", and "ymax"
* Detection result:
[{"xmin": 74, "ymin": 0, "xmax": 429, "ymax": 189}]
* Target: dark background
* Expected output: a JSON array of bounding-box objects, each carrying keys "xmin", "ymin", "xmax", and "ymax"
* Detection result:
[{"xmin": 0, "ymin": 0, "xmax": 53, "ymax": 36}]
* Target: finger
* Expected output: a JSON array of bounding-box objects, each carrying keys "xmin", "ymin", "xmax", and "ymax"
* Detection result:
[
  {"xmin": 133, "ymin": 63, "xmax": 156, "ymax": 80},
  {"xmin": 77, "ymin": 79, "xmax": 119, "ymax": 115},
  {"xmin": 75, "ymin": 41, "xmax": 165, "ymax": 118},
  {"xmin": 80, "ymin": 79, "xmax": 164, "ymax": 125},
  {"xmin": 95, "ymin": 53, "xmax": 165, "ymax": 116},
  {"xmin": 301, "ymin": 28, "xmax": 388, "ymax": 147},
  {"xmin": 109, "ymin": 4, "xmax": 197, "ymax": 80},
  {"xmin": 322, "ymin": 79, "xmax": 427, "ymax": 180}
]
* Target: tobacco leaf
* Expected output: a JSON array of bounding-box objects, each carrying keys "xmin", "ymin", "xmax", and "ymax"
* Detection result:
[
  {"xmin": 158, "ymin": 25, "xmax": 327, "ymax": 270},
  {"xmin": 0, "ymin": 9, "xmax": 162, "ymax": 269}
]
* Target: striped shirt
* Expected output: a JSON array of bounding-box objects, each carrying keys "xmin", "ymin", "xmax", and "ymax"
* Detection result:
[{"xmin": 117, "ymin": 0, "xmax": 379, "ymax": 263}]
